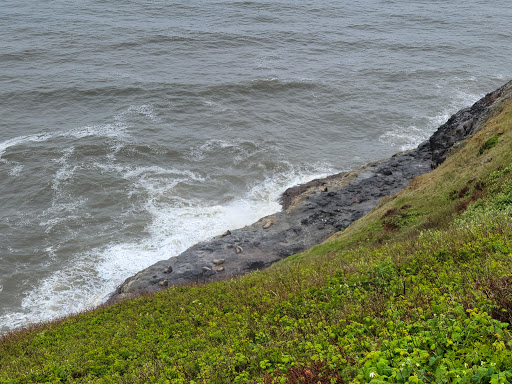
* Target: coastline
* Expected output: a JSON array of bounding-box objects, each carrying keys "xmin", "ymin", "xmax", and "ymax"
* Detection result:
[{"xmin": 108, "ymin": 80, "xmax": 512, "ymax": 304}]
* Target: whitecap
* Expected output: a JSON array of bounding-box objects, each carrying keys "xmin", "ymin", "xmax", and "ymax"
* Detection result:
[
  {"xmin": 0, "ymin": 133, "xmax": 53, "ymax": 158},
  {"xmin": 61, "ymin": 122, "xmax": 129, "ymax": 140}
]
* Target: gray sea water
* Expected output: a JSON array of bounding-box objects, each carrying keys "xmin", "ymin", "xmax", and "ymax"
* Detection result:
[{"xmin": 1, "ymin": 0, "xmax": 511, "ymax": 333}]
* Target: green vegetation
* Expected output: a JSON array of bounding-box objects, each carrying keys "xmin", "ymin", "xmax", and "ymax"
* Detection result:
[
  {"xmin": 479, "ymin": 134, "xmax": 502, "ymax": 155},
  {"xmin": 1, "ymin": 100, "xmax": 512, "ymax": 383}
]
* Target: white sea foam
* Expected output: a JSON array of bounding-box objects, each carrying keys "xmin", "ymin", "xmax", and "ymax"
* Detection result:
[
  {"xmin": 122, "ymin": 165, "xmax": 205, "ymax": 181},
  {"xmin": 0, "ymin": 122, "xmax": 129, "ymax": 160},
  {"xmin": 379, "ymin": 88, "xmax": 483, "ymax": 151},
  {"xmin": 61, "ymin": 122, "xmax": 129, "ymax": 140},
  {"xmin": 93, "ymin": 162, "xmax": 334, "ymax": 289},
  {"xmin": 127, "ymin": 104, "xmax": 158, "ymax": 122},
  {"xmin": 379, "ymin": 124, "xmax": 430, "ymax": 151},
  {"xmin": 0, "ymin": 133, "xmax": 53, "ymax": 158},
  {"xmin": 188, "ymin": 138, "xmax": 262, "ymax": 163},
  {"xmin": 7, "ymin": 164, "xmax": 24, "ymax": 176},
  {"xmin": 114, "ymin": 104, "xmax": 158, "ymax": 124},
  {"xmin": 50, "ymin": 147, "xmax": 76, "ymax": 192},
  {"xmin": 0, "ymin": 102, "xmax": 147, "ymax": 185},
  {"xmin": 0, "ymin": 134, "xmax": 52, "ymax": 181}
]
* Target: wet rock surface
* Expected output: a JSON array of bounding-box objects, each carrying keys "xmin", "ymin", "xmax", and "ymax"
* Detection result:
[{"xmin": 108, "ymin": 81, "xmax": 512, "ymax": 304}]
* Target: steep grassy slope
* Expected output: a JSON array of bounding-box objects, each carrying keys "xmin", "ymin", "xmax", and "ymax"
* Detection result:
[{"xmin": 1, "ymin": 98, "xmax": 512, "ymax": 383}]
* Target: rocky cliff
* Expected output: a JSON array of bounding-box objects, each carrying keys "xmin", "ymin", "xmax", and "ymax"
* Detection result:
[{"xmin": 108, "ymin": 80, "xmax": 512, "ymax": 303}]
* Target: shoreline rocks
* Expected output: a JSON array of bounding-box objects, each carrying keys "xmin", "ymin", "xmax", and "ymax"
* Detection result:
[{"xmin": 107, "ymin": 80, "xmax": 512, "ymax": 304}]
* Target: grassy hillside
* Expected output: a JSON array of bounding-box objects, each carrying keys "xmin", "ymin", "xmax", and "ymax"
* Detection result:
[{"xmin": 1, "ymin": 97, "xmax": 512, "ymax": 383}]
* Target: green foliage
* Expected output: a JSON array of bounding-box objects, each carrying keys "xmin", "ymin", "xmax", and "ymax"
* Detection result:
[
  {"xmin": 382, "ymin": 206, "xmax": 420, "ymax": 232},
  {"xmin": 479, "ymin": 135, "xmax": 501, "ymax": 155}
]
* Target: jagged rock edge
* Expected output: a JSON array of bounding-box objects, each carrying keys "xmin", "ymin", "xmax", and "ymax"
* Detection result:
[{"xmin": 107, "ymin": 81, "xmax": 512, "ymax": 304}]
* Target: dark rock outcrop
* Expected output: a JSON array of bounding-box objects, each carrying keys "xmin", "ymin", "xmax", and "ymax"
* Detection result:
[
  {"xmin": 430, "ymin": 81, "xmax": 512, "ymax": 167},
  {"xmin": 108, "ymin": 81, "xmax": 512, "ymax": 303}
]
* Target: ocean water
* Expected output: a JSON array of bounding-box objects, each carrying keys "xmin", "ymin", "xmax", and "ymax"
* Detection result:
[{"xmin": 1, "ymin": 0, "xmax": 511, "ymax": 333}]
